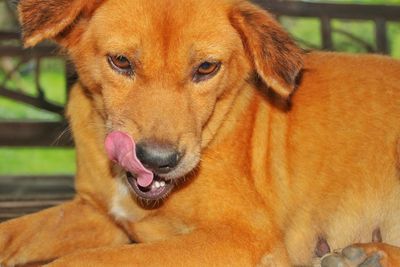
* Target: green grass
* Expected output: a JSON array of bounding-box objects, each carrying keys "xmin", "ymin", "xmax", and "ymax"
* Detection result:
[
  {"xmin": 331, "ymin": 19, "xmax": 375, "ymax": 54},
  {"xmin": 0, "ymin": 96, "xmax": 61, "ymax": 121},
  {"xmin": 388, "ymin": 22, "xmax": 400, "ymax": 58},
  {"xmin": 0, "ymin": 148, "xmax": 76, "ymax": 175},
  {"xmin": 281, "ymin": 17, "xmax": 322, "ymax": 49}
]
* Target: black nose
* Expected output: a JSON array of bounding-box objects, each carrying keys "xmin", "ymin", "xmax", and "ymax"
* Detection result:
[{"xmin": 136, "ymin": 141, "xmax": 182, "ymax": 174}]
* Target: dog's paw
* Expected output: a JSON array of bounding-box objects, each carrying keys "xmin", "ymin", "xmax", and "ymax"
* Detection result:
[{"xmin": 320, "ymin": 243, "xmax": 400, "ymax": 267}]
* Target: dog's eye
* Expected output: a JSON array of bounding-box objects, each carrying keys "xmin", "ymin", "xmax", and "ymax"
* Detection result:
[
  {"xmin": 193, "ymin": 61, "xmax": 221, "ymax": 82},
  {"xmin": 108, "ymin": 55, "xmax": 134, "ymax": 76},
  {"xmin": 198, "ymin": 62, "xmax": 219, "ymax": 75}
]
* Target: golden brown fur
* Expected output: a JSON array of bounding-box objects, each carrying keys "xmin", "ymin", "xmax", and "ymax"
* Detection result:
[{"xmin": 1, "ymin": 0, "xmax": 400, "ymax": 266}]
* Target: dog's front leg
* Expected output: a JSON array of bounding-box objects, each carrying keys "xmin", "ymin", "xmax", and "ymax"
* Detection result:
[
  {"xmin": 46, "ymin": 226, "xmax": 290, "ymax": 267},
  {"xmin": 0, "ymin": 197, "xmax": 130, "ymax": 267}
]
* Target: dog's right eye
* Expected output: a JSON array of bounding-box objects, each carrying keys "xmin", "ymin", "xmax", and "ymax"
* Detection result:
[
  {"xmin": 193, "ymin": 61, "xmax": 221, "ymax": 83},
  {"xmin": 108, "ymin": 55, "xmax": 134, "ymax": 76}
]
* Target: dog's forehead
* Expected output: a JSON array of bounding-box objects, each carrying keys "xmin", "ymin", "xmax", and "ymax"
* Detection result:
[
  {"xmin": 91, "ymin": 0, "xmax": 238, "ymax": 59},
  {"xmin": 95, "ymin": 0, "xmax": 231, "ymax": 24}
]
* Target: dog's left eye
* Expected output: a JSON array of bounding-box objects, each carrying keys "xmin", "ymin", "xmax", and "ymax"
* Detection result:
[
  {"xmin": 108, "ymin": 55, "xmax": 134, "ymax": 76},
  {"xmin": 193, "ymin": 61, "xmax": 221, "ymax": 82}
]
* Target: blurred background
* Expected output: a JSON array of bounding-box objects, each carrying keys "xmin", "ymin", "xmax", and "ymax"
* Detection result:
[{"xmin": 0, "ymin": 0, "xmax": 399, "ymax": 220}]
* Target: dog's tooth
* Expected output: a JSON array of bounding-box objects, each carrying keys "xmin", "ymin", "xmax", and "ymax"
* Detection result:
[
  {"xmin": 155, "ymin": 181, "xmax": 160, "ymax": 188},
  {"xmin": 150, "ymin": 182, "xmax": 157, "ymax": 190},
  {"xmin": 160, "ymin": 181, "xmax": 166, "ymax": 187}
]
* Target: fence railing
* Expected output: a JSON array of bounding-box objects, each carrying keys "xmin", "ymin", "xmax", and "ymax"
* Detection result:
[{"xmin": 254, "ymin": 0, "xmax": 400, "ymax": 54}]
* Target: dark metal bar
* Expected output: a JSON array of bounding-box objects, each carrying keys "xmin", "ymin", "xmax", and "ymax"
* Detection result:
[
  {"xmin": 252, "ymin": 1, "xmax": 400, "ymax": 21},
  {"xmin": 0, "ymin": 121, "xmax": 73, "ymax": 147},
  {"xmin": 375, "ymin": 18, "xmax": 389, "ymax": 54},
  {"xmin": 0, "ymin": 86, "xmax": 64, "ymax": 114},
  {"xmin": 321, "ymin": 16, "xmax": 333, "ymax": 50},
  {"xmin": 35, "ymin": 58, "xmax": 42, "ymax": 96},
  {"xmin": 0, "ymin": 46, "xmax": 60, "ymax": 58},
  {"xmin": 65, "ymin": 60, "xmax": 78, "ymax": 97}
]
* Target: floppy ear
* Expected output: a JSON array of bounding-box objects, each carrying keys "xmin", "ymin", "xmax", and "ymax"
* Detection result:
[
  {"xmin": 229, "ymin": 2, "xmax": 304, "ymax": 99},
  {"xmin": 18, "ymin": 0, "xmax": 102, "ymax": 47}
]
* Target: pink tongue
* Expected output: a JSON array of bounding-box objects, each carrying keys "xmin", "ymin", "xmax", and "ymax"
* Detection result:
[{"xmin": 105, "ymin": 131, "xmax": 154, "ymax": 187}]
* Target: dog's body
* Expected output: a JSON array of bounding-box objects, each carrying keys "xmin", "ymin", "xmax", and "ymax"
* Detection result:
[{"xmin": 1, "ymin": 0, "xmax": 400, "ymax": 266}]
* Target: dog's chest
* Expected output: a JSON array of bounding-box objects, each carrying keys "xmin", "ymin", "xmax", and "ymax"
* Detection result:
[{"xmin": 109, "ymin": 178, "xmax": 147, "ymax": 222}]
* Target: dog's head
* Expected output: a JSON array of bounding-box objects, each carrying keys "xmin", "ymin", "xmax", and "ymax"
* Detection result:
[{"xmin": 19, "ymin": 0, "xmax": 303, "ymax": 200}]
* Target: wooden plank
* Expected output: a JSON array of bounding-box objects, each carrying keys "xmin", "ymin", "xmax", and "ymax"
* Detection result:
[
  {"xmin": 0, "ymin": 122, "xmax": 73, "ymax": 147},
  {"xmin": 0, "ymin": 31, "xmax": 20, "ymax": 40},
  {"xmin": 252, "ymin": 1, "xmax": 400, "ymax": 21},
  {"xmin": 0, "ymin": 175, "xmax": 74, "ymax": 222},
  {"xmin": 0, "ymin": 175, "xmax": 74, "ymax": 200},
  {"xmin": 0, "ymin": 200, "xmax": 66, "ymax": 216},
  {"xmin": 0, "ymin": 200, "xmax": 68, "ymax": 222}
]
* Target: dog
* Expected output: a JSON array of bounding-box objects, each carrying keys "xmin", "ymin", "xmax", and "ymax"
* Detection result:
[{"xmin": 0, "ymin": 0, "xmax": 400, "ymax": 266}]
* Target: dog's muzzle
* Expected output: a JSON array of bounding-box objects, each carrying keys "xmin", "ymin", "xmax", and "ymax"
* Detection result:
[{"xmin": 105, "ymin": 131, "xmax": 176, "ymax": 200}]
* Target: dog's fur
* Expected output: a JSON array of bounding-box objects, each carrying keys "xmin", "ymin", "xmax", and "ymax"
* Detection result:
[{"xmin": 1, "ymin": 0, "xmax": 400, "ymax": 266}]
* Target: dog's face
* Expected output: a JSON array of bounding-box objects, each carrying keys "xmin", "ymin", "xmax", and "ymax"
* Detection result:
[
  {"xmin": 82, "ymin": 0, "xmax": 248, "ymax": 181},
  {"xmin": 19, "ymin": 0, "xmax": 303, "ymax": 200}
]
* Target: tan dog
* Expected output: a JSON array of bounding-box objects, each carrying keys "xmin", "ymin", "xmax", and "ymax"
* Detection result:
[{"xmin": 1, "ymin": 0, "xmax": 400, "ymax": 266}]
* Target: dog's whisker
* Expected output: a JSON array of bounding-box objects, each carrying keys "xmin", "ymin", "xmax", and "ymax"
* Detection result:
[{"xmin": 52, "ymin": 125, "xmax": 73, "ymax": 146}]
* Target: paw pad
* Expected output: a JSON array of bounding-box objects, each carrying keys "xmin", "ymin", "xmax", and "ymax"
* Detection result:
[{"xmin": 321, "ymin": 246, "xmax": 382, "ymax": 267}]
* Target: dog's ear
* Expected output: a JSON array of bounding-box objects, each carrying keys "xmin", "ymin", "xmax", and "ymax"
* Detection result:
[
  {"xmin": 18, "ymin": 0, "xmax": 102, "ymax": 47},
  {"xmin": 229, "ymin": 2, "xmax": 303, "ymax": 99}
]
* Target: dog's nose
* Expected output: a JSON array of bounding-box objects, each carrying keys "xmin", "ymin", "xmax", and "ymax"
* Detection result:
[{"xmin": 135, "ymin": 141, "xmax": 182, "ymax": 174}]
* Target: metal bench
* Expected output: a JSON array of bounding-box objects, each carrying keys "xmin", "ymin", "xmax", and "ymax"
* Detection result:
[{"xmin": 0, "ymin": 0, "xmax": 399, "ymax": 222}]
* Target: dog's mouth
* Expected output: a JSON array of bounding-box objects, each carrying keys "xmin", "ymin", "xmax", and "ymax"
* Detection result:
[
  {"xmin": 126, "ymin": 172, "xmax": 174, "ymax": 200},
  {"xmin": 105, "ymin": 131, "xmax": 179, "ymax": 201}
]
